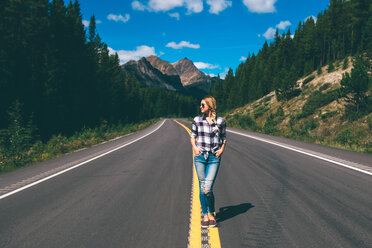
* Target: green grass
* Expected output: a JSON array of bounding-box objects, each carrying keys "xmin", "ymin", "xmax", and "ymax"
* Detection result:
[
  {"xmin": 227, "ymin": 113, "xmax": 258, "ymax": 131},
  {"xmin": 302, "ymin": 75, "xmax": 315, "ymax": 86},
  {"xmin": 297, "ymin": 89, "xmax": 339, "ymax": 119},
  {"xmin": 227, "ymin": 109, "xmax": 370, "ymax": 154},
  {"xmin": 368, "ymin": 116, "xmax": 372, "ymax": 130},
  {"xmin": 253, "ymin": 105, "xmax": 267, "ymax": 118},
  {"xmin": 319, "ymin": 83, "xmax": 331, "ymax": 91},
  {"xmin": 321, "ymin": 111, "xmax": 338, "ymax": 121},
  {"xmin": 263, "ymin": 96, "xmax": 272, "ymax": 103},
  {"xmin": 334, "ymin": 128, "xmax": 355, "ymax": 146},
  {"xmin": 0, "ymin": 119, "xmax": 159, "ymax": 173}
]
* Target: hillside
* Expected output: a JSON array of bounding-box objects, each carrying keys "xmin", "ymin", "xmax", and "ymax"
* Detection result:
[{"xmin": 225, "ymin": 57, "xmax": 372, "ymax": 153}]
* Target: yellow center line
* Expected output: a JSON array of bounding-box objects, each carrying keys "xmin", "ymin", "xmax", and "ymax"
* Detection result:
[{"xmin": 173, "ymin": 120, "xmax": 221, "ymax": 248}]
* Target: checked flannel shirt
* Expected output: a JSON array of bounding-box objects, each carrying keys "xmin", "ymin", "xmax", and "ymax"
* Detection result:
[{"xmin": 190, "ymin": 114, "xmax": 227, "ymax": 159}]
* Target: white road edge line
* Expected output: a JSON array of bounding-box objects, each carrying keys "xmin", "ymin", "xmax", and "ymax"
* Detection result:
[
  {"xmin": 227, "ymin": 129, "xmax": 372, "ymax": 176},
  {"xmin": 0, "ymin": 119, "xmax": 167, "ymax": 200}
]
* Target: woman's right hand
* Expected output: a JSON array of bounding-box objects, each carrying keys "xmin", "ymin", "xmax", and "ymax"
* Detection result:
[{"xmin": 194, "ymin": 147, "xmax": 202, "ymax": 156}]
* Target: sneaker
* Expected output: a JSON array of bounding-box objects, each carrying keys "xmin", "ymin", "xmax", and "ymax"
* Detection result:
[
  {"xmin": 201, "ymin": 219, "xmax": 209, "ymax": 228},
  {"xmin": 207, "ymin": 213, "xmax": 216, "ymax": 226},
  {"xmin": 208, "ymin": 219, "xmax": 217, "ymax": 227}
]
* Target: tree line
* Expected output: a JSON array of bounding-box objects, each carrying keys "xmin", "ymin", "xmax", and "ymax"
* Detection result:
[
  {"xmin": 214, "ymin": 0, "xmax": 371, "ymax": 112},
  {"xmin": 0, "ymin": 0, "xmax": 198, "ymax": 144}
]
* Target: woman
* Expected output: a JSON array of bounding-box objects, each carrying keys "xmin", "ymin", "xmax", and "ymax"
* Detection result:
[{"xmin": 190, "ymin": 96, "xmax": 227, "ymax": 228}]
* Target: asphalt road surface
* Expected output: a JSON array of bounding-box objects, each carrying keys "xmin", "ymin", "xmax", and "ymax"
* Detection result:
[{"xmin": 0, "ymin": 119, "xmax": 371, "ymax": 248}]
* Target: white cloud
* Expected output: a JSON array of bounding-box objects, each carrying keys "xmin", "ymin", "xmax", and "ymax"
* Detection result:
[
  {"xmin": 148, "ymin": 0, "xmax": 184, "ymax": 12},
  {"xmin": 166, "ymin": 41, "xmax": 200, "ymax": 49},
  {"xmin": 219, "ymin": 68, "xmax": 229, "ymax": 79},
  {"xmin": 132, "ymin": 0, "xmax": 203, "ymax": 14},
  {"xmin": 276, "ymin": 20, "xmax": 291, "ymax": 29},
  {"xmin": 169, "ymin": 12, "xmax": 180, "ymax": 20},
  {"xmin": 263, "ymin": 27, "xmax": 276, "ymax": 39},
  {"xmin": 291, "ymin": 34, "xmax": 294, "ymax": 39},
  {"xmin": 184, "ymin": 0, "xmax": 204, "ymax": 14},
  {"xmin": 108, "ymin": 45, "xmax": 156, "ymax": 64},
  {"xmin": 243, "ymin": 0, "xmax": 276, "ymax": 13},
  {"xmin": 240, "ymin": 56, "xmax": 247, "ymax": 61},
  {"xmin": 207, "ymin": 0, "xmax": 232, "ymax": 14},
  {"xmin": 132, "ymin": 0, "xmax": 147, "ymax": 10},
  {"xmin": 305, "ymin": 15, "xmax": 317, "ymax": 23},
  {"xmin": 262, "ymin": 20, "xmax": 291, "ymax": 39},
  {"xmin": 159, "ymin": 51, "xmax": 165, "ymax": 56},
  {"xmin": 107, "ymin": 14, "xmax": 130, "ymax": 23},
  {"xmin": 208, "ymin": 73, "xmax": 217, "ymax": 77},
  {"xmin": 82, "ymin": 20, "xmax": 90, "ymax": 27},
  {"xmin": 82, "ymin": 19, "xmax": 102, "ymax": 27},
  {"xmin": 194, "ymin": 62, "xmax": 219, "ymax": 69}
]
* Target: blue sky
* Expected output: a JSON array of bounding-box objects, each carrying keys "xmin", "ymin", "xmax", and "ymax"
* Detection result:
[{"xmin": 78, "ymin": 0, "xmax": 330, "ymax": 78}]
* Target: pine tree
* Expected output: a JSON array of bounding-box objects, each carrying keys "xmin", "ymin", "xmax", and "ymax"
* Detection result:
[
  {"xmin": 6, "ymin": 100, "xmax": 34, "ymax": 166},
  {"xmin": 342, "ymin": 57, "xmax": 349, "ymax": 69},
  {"xmin": 341, "ymin": 56, "xmax": 370, "ymax": 113},
  {"xmin": 317, "ymin": 65, "xmax": 322, "ymax": 75},
  {"xmin": 362, "ymin": 4, "xmax": 372, "ymax": 56},
  {"xmin": 213, "ymin": 75, "xmax": 224, "ymax": 110},
  {"xmin": 328, "ymin": 60, "xmax": 334, "ymax": 72},
  {"xmin": 303, "ymin": 16, "xmax": 316, "ymax": 73},
  {"xmin": 219, "ymin": 69, "xmax": 232, "ymax": 111},
  {"xmin": 274, "ymin": 28, "xmax": 281, "ymax": 46},
  {"xmin": 88, "ymin": 14, "xmax": 102, "ymax": 60}
]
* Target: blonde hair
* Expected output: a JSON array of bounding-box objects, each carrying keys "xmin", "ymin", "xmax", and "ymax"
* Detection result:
[{"xmin": 203, "ymin": 96, "xmax": 219, "ymax": 132}]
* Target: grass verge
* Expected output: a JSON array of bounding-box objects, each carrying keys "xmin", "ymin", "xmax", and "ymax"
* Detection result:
[
  {"xmin": 226, "ymin": 113, "xmax": 372, "ymax": 154},
  {"xmin": 0, "ymin": 119, "xmax": 159, "ymax": 173}
]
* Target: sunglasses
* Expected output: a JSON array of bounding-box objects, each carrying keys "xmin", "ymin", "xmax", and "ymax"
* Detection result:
[{"xmin": 200, "ymin": 103, "xmax": 205, "ymax": 108}]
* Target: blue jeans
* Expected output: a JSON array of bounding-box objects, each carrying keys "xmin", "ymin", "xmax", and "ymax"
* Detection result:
[{"xmin": 194, "ymin": 152, "xmax": 221, "ymax": 215}]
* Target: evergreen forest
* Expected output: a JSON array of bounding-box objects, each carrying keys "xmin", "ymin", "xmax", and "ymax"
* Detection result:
[
  {"xmin": 213, "ymin": 0, "xmax": 371, "ymax": 112},
  {"xmin": 0, "ymin": 0, "xmax": 198, "ymax": 140},
  {"xmin": 0, "ymin": 0, "xmax": 198, "ymax": 170}
]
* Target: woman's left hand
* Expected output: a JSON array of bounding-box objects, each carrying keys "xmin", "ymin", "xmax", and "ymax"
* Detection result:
[{"xmin": 215, "ymin": 148, "xmax": 224, "ymax": 158}]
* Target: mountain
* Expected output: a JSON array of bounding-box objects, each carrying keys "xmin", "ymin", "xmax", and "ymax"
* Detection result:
[
  {"xmin": 121, "ymin": 56, "xmax": 215, "ymax": 99},
  {"xmin": 172, "ymin": 57, "xmax": 212, "ymax": 87},
  {"xmin": 146, "ymin": 55, "xmax": 178, "ymax": 76},
  {"xmin": 120, "ymin": 57, "xmax": 185, "ymax": 92},
  {"xmin": 171, "ymin": 57, "xmax": 214, "ymax": 98}
]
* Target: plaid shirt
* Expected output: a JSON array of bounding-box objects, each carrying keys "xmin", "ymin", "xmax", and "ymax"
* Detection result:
[{"xmin": 190, "ymin": 114, "xmax": 227, "ymax": 154}]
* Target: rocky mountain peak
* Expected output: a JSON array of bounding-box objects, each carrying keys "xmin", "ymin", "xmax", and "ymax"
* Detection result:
[
  {"xmin": 136, "ymin": 57, "xmax": 157, "ymax": 74},
  {"xmin": 146, "ymin": 55, "xmax": 178, "ymax": 76},
  {"xmin": 120, "ymin": 57, "xmax": 184, "ymax": 91},
  {"xmin": 120, "ymin": 56, "xmax": 215, "ymax": 99},
  {"xmin": 172, "ymin": 58, "xmax": 210, "ymax": 86}
]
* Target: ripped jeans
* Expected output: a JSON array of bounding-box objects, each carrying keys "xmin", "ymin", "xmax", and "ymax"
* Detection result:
[{"xmin": 194, "ymin": 152, "xmax": 221, "ymax": 215}]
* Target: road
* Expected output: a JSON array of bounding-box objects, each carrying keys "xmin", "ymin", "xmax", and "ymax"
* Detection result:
[{"xmin": 0, "ymin": 119, "xmax": 371, "ymax": 248}]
